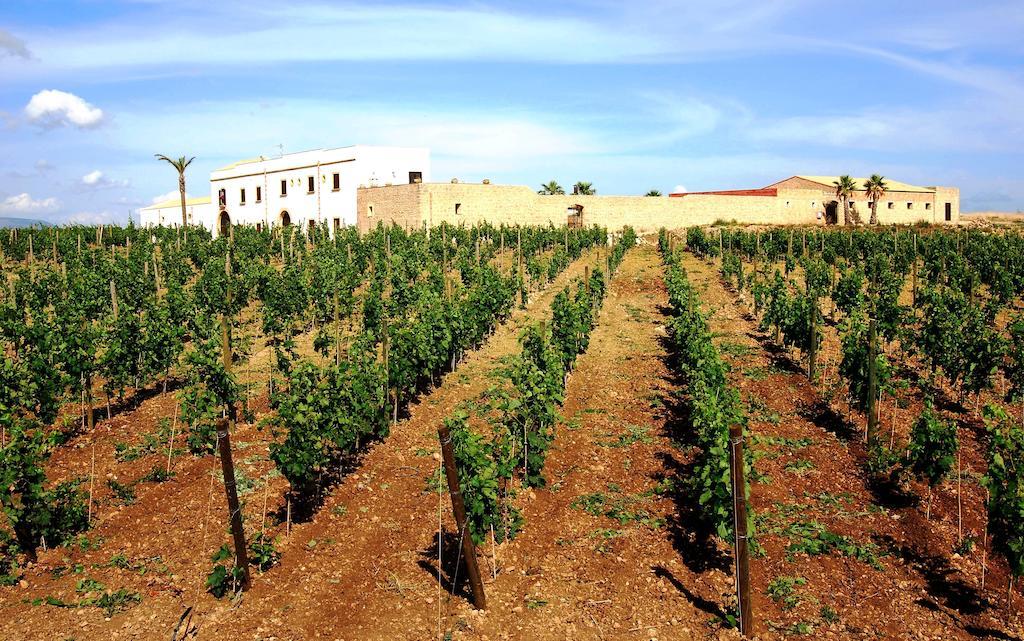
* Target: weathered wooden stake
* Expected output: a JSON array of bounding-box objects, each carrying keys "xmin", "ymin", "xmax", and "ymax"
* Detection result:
[
  {"xmin": 437, "ymin": 420, "xmax": 487, "ymax": 610},
  {"xmin": 166, "ymin": 402, "xmax": 178, "ymax": 474},
  {"xmin": 808, "ymin": 289, "xmax": 817, "ymax": 382},
  {"xmin": 866, "ymin": 318, "xmax": 879, "ymax": 449},
  {"xmin": 517, "ymin": 227, "xmax": 524, "ymax": 306},
  {"xmin": 110, "ymin": 281, "xmax": 119, "ymax": 320},
  {"xmin": 729, "ymin": 423, "xmax": 753, "ymax": 637},
  {"xmin": 216, "ymin": 417, "xmax": 251, "ymax": 591}
]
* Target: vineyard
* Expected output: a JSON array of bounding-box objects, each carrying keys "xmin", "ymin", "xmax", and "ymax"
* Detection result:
[{"xmin": 1, "ymin": 221, "xmax": 1023, "ymax": 639}]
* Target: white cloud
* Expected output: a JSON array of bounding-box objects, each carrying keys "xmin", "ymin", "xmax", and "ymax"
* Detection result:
[
  {"xmin": 0, "ymin": 29, "xmax": 30, "ymax": 59},
  {"xmin": 80, "ymin": 170, "xmax": 130, "ymax": 189},
  {"xmin": 34, "ymin": 159, "xmax": 55, "ymax": 173},
  {"xmin": 24, "ymin": 90, "xmax": 105, "ymax": 129},
  {"xmin": 0, "ymin": 193, "xmax": 61, "ymax": 214}
]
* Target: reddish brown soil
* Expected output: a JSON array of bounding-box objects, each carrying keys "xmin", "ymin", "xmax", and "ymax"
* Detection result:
[
  {"xmin": 683, "ymin": 250, "xmax": 1022, "ymax": 640},
  {"xmin": 4, "ymin": 242, "xmax": 1021, "ymax": 640}
]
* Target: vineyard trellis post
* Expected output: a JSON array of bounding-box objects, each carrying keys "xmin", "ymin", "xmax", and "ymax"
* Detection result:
[
  {"xmin": 517, "ymin": 226, "xmax": 524, "ymax": 306},
  {"xmin": 216, "ymin": 417, "xmax": 251, "ymax": 591},
  {"xmin": 437, "ymin": 420, "xmax": 487, "ymax": 610},
  {"xmin": 867, "ymin": 318, "xmax": 880, "ymax": 448},
  {"xmin": 808, "ymin": 282, "xmax": 817, "ymax": 382},
  {"xmin": 729, "ymin": 423, "xmax": 753, "ymax": 637}
]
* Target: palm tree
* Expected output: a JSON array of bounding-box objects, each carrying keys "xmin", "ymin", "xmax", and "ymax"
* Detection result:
[
  {"xmin": 573, "ymin": 181, "xmax": 595, "ymax": 196},
  {"xmin": 833, "ymin": 175, "xmax": 858, "ymax": 226},
  {"xmin": 155, "ymin": 154, "xmax": 196, "ymax": 228},
  {"xmin": 645, "ymin": 189, "xmax": 662, "ymax": 197},
  {"xmin": 538, "ymin": 180, "xmax": 565, "ymax": 195},
  {"xmin": 865, "ymin": 174, "xmax": 888, "ymax": 225}
]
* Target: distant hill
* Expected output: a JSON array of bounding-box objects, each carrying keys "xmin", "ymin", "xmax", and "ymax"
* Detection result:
[{"xmin": 0, "ymin": 217, "xmax": 49, "ymax": 228}]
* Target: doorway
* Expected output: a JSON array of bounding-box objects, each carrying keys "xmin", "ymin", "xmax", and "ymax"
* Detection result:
[
  {"xmin": 824, "ymin": 201, "xmax": 839, "ymax": 225},
  {"xmin": 279, "ymin": 211, "xmax": 291, "ymax": 227},
  {"xmin": 219, "ymin": 210, "xmax": 230, "ymax": 237}
]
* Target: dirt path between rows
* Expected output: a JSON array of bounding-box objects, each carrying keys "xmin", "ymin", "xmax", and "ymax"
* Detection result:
[
  {"xmin": 678, "ymin": 250, "xmax": 1021, "ymax": 640},
  {"xmin": 318, "ymin": 243, "xmax": 729, "ymax": 640}
]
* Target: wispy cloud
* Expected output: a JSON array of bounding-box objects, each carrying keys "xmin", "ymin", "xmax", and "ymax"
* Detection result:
[
  {"xmin": 0, "ymin": 192, "xmax": 61, "ymax": 214},
  {"xmin": 0, "ymin": 28, "xmax": 31, "ymax": 59},
  {"xmin": 80, "ymin": 169, "xmax": 130, "ymax": 190}
]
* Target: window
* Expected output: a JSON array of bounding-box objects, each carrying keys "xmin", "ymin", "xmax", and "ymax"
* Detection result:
[
  {"xmin": 785, "ymin": 201, "xmax": 790, "ymax": 208},
  {"xmin": 218, "ymin": 188, "xmax": 226, "ymax": 207},
  {"xmin": 887, "ymin": 202, "xmax": 894, "ymax": 209},
  {"xmin": 907, "ymin": 202, "xmax": 913, "ymax": 209},
  {"xmin": 240, "ymin": 188, "xmax": 246, "ymax": 205},
  {"xmin": 368, "ymin": 204, "xmax": 374, "ymax": 217},
  {"xmin": 256, "ymin": 186, "xmax": 262, "ymax": 203},
  {"xmin": 409, "ymin": 171, "xmax": 422, "ymax": 184},
  {"xmin": 308, "ymin": 176, "xmax": 315, "ymax": 193},
  {"xmin": 256, "ymin": 223, "xmax": 263, "ymax": 232},
  {"xmin": 849, "ymin": 201, "xmax": 855, "ymax": 207},
  {"xmin": 333, "ymin": 173, "xmax": 340, "ymax": 191},
  {"xmin": 455, "ymin": 203, "xmax": 462, "ymax": 215},
  {"xmin": 281, "ymin": 180, "xmax": 287, "ymax": 196},
  {"xmin": 333, "ymin": 218, "xmax": 341, "ymax": 232},
  {"xmin": 925, "ymin": 203, "xmax": 931, "ymax": 210}
]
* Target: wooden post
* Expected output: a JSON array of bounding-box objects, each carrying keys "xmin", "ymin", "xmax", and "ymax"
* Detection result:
[
  {"xmin": 517, "ymin": 227, "xmax": 524, "ymax": 306},
  {"xmin": 729, "ymin": 423, "xmax": 753, "ymax": 637},
  {"xmin": 867, "ymin": 318, "xmax": 879, "ymax": 449},
  {"xmin": 808, "ymin": 287, "xmax": 817, "ymax": 382},
  {"xmin": 216, "ymin": 417, "xmax": 251, "ymax": 591},
  {"xmin": 584, "ymin": 265, "xmax": 590, "ymax": 294},
  {"xmin": 110, "ymin": 281, "xmax": 119, "ymax": 320},
  {"xmin": 437, "ymin": 420, "xmax": 487, "ymax": 609}
]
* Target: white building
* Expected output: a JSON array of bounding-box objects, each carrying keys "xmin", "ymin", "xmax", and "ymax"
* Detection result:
[
  {"xmin": 141, "ymin": 145, "xmax": 431, "ymax": 237},
  {"xmin": 139, "ymin": 195, "xmax": 214, "ymax": 229}
]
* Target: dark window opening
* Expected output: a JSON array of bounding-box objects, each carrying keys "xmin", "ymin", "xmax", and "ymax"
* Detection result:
[
  {"xmin": 308, "ymin": 176, "xmax": 315, "ymax": 193},
  {"xmin": 945, "ymin": 203, "xmax": 952, "ymax": 221},
  {"xmin": 218, "ymin": 188, "xmax": 226, "ymax": 207},
  {"xmin": 455, "ymin": 203, "xmax": 462, "ymax": 215},
  {"xmin": 333, "ymin": 217, "xmax": 341, "ymax": 231},
  {"xmin": 409, "ymin": 171, "xmax": 423, "ymax": 184},
  {"xmin": 280, "ymin": 180, "xmax": 287, "ymax": 196},
  {"xmin": 240, "ymin": 188, "xmax": 246, "ymax": 205},
  {"xmin": 333, "ymin": 173, "xmax": 340, "ymax": 191},
  {"xmin": 256, "ymin": 186, "xmax": 262, "ymax": 203}
]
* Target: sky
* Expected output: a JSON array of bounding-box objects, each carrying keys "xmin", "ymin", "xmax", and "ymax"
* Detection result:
[{"xmin": 1, "ymin": 0, "xmax": 1023, "ymax": 224}]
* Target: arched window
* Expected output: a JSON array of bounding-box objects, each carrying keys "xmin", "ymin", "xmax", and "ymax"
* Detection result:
[{"xmin": 219, "ymin": 210, "xmax": 231, "ymax": 237}]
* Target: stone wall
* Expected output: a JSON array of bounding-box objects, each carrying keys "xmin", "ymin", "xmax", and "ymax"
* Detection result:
[{"xmin": 355, "ymin": 181, "xmax": 958, "ymax": 233}]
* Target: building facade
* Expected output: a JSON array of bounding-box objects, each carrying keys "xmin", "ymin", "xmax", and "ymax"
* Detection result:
[
  {"xmin": 759, "ymin": 176, "xmax": 959, "ymax": 225},
  {"xmin": 138, "ymin": 195, "xmax": 213, "ymax": 229},
  {"xmin": 141, "ymin": 145, "xmax": 431, "ymax": 236}
]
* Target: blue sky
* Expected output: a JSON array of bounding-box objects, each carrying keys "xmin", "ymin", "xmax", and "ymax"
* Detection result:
[{"xmin": 1, "ymin": 0, "xmax": 1023, "ymax": 223}]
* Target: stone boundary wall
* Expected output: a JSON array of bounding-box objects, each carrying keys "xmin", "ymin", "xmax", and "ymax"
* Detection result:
[{"xmin": 355, "ymin": 182, "xmax": 957, "ymax": 233}]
